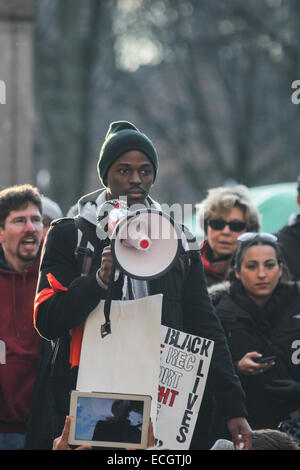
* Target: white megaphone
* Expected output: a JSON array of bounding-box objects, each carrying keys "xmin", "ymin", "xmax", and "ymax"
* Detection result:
[{"xmin": 96, "ymin": 199, "xmax": 181, "ymax": 280}]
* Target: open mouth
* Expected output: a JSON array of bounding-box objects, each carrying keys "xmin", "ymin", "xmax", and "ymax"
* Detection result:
[{"xmin": 21, "ymin": 237, "xmax": 37, "ymax": 247}]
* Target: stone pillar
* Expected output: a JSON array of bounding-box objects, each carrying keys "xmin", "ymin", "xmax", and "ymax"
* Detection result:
[{"xmin": 0, "ymin": 0, "xmax": 34, "ymax": 188}]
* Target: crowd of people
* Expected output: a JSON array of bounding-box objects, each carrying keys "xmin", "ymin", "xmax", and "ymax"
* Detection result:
[{"xmin": 0, "ymin": 120, "xmax": 299, "ymax": 452}]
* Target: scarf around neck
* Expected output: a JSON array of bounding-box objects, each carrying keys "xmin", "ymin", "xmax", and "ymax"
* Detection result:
[{"xmin": 200, "ymin": 238, "xmax": 232, "ymax": 281}]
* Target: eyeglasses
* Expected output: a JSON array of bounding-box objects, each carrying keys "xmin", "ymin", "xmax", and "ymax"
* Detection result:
[
  {"xmin": 208, "ymin": 219, "xmax": 246, "ymax": 232},
  {"xmin": 9, "ymin": 216, "xmax": 42, "ymax": 227},
  {"xmin": 237, "ymin": 232, "xmax": 278, "ymax": 244}
]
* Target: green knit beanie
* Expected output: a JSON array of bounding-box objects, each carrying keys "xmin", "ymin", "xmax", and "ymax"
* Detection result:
[{"xmin": 98, "ymin": 121, "xmax": 159, "ymax": 186}]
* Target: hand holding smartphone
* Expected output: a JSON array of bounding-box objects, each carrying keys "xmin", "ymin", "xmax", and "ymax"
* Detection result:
[{"xmin": 253, "ymin": 355, "xmax": 276, "ymax": 364}]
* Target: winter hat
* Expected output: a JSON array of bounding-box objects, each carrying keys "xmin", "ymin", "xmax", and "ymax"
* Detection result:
[
  {"xmin": 42, "ymin": 196, "xmax": 63, "ymax": 220},
  {"xmin": 97, "ymin": 121, "xmax": 159, "ymax": 186}
]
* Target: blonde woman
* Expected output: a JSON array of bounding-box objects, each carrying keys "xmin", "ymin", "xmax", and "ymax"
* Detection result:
[{"xmin": 196, "ymin": 185, "xmax": 260, "ymax": 286}]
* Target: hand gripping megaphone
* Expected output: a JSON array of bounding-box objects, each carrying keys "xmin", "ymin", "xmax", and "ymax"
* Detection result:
[{"xmin": 96, "ymin": 199, "xmax": 181, "ymax": 280}]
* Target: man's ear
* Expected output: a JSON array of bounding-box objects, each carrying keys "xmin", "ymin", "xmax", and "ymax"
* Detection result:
[{"xmin": 297, "ymin": 194, "xmax": 300, "ymax": 207}]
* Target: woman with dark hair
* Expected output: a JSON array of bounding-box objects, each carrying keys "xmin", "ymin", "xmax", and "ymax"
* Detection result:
[{"xmin": 214, "ymin": 232, "xmax": 300, "ymax": 431}]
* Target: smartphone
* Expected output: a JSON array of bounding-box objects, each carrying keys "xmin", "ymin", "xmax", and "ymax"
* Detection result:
[{"xmin": 253, "ymin": 355, "xmax": 276, "ymax": 364}]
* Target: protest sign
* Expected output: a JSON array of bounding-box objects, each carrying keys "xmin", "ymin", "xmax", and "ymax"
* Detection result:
[
  {"xmin": 155, "ymin": 326, "xmax": 214, "ymax": 450},
  {"xmin": 76, "ymin": 294, "xmax": 162, "ymax": 425}
]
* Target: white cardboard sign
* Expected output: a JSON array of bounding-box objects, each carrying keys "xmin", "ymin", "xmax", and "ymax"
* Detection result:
[
  {"xmin": 76, "ymin": 296, "xmax": 214, "ymax": 449},
  {"xmin": 155, "ymin": 326, "xmax": 214, "ymax": 449},
  {"xmin": 76, "ymin": 294, "xmax": 163, "ymax": 426}
]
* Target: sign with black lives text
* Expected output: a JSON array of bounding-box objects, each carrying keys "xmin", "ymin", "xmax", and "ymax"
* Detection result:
[{"xmin": 155, "ymin": 326, "xmax": 214, "ymax": 450}]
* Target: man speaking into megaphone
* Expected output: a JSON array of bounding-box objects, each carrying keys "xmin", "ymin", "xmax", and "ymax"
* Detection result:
[
  {"xmin": 95, "ymin": 121, "xmax": 160, "ymax": 288},
  {"xmin": 33, "ymin": 121, "xmax": 251, "ymax": 450}
]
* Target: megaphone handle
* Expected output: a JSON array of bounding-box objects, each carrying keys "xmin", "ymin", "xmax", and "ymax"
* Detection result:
[{"xmin": 101, "ymin": 262, "xmax": 116, "ymax": 338}]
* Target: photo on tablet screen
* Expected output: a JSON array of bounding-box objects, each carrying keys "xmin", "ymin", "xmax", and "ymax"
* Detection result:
[{"xmin": 68, "ymin": 391, "xmax": 151, "ymax": 449}]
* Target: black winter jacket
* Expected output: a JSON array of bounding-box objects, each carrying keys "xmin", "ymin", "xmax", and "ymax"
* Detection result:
[
  {"xmin": 276, "ymin": 213, "xmax": 300, "ymax": 281},
  {"xmin": 33, "ymin": 212, "xmax": 247, "ymax": 444},
  {"xmin": 215, "ymin": 281, "xmax": 300, "ymax": 430}
]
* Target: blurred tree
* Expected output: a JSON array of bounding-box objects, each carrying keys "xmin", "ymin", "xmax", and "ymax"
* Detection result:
[
  {"xmin": 34, "ymin": 0, "xmax": 118, "ymax": 212},
  {"xmin": 108, "ymin": 0, "xmax": 300, "ymax": 204},
  {"xmin": 34, "ymin": 0, "xmax": 300, "ymax": 210}
]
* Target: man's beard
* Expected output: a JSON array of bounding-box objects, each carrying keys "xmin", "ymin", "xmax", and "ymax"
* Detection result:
[
  {"xmin": 16, "ymin": 243, "xmax": 39, "ymax": 264},
  {"xmin": 18, "ymin": 252, "xmax": 37, "ymax": 262}
]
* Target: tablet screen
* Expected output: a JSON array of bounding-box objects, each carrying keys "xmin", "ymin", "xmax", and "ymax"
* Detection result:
[{"xmin": 68, "ymin": 391, "xmax": 151, "ymax": 449}]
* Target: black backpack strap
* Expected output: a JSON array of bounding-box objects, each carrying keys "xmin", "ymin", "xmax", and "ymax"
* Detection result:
[
  {"xmin": 72, "ymin": 216, "xmax": 119, "ymax": 338},
  {"xmin": 100, "ymin": 262, "xmax": 117, "ymax": 338},
  {"xmin": 178, "ymin": 224, "xmax": 200, "ymax": 281},
  {"xmin": 73, "ymin": 216, "xmax": 98, "ymax": 276}
]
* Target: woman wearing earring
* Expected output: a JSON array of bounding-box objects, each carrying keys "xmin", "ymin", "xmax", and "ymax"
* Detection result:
[
  {"xmin": 214, "ymin": 232, "xmax": 300, "ymax": 431},
  {"xmin": 196, "ymin": 186, "xmax": 260, "ymax": 287}
]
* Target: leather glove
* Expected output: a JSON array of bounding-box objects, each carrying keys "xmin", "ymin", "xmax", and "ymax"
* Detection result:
[{"xmin": 264, "ymin": 379, "xmax": 300, "ymax": 403}]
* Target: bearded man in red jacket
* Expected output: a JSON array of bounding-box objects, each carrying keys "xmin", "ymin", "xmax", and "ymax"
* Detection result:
[{"xmin": 0, "ymin": 184, "xmax": 43, "ymax": 449}]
